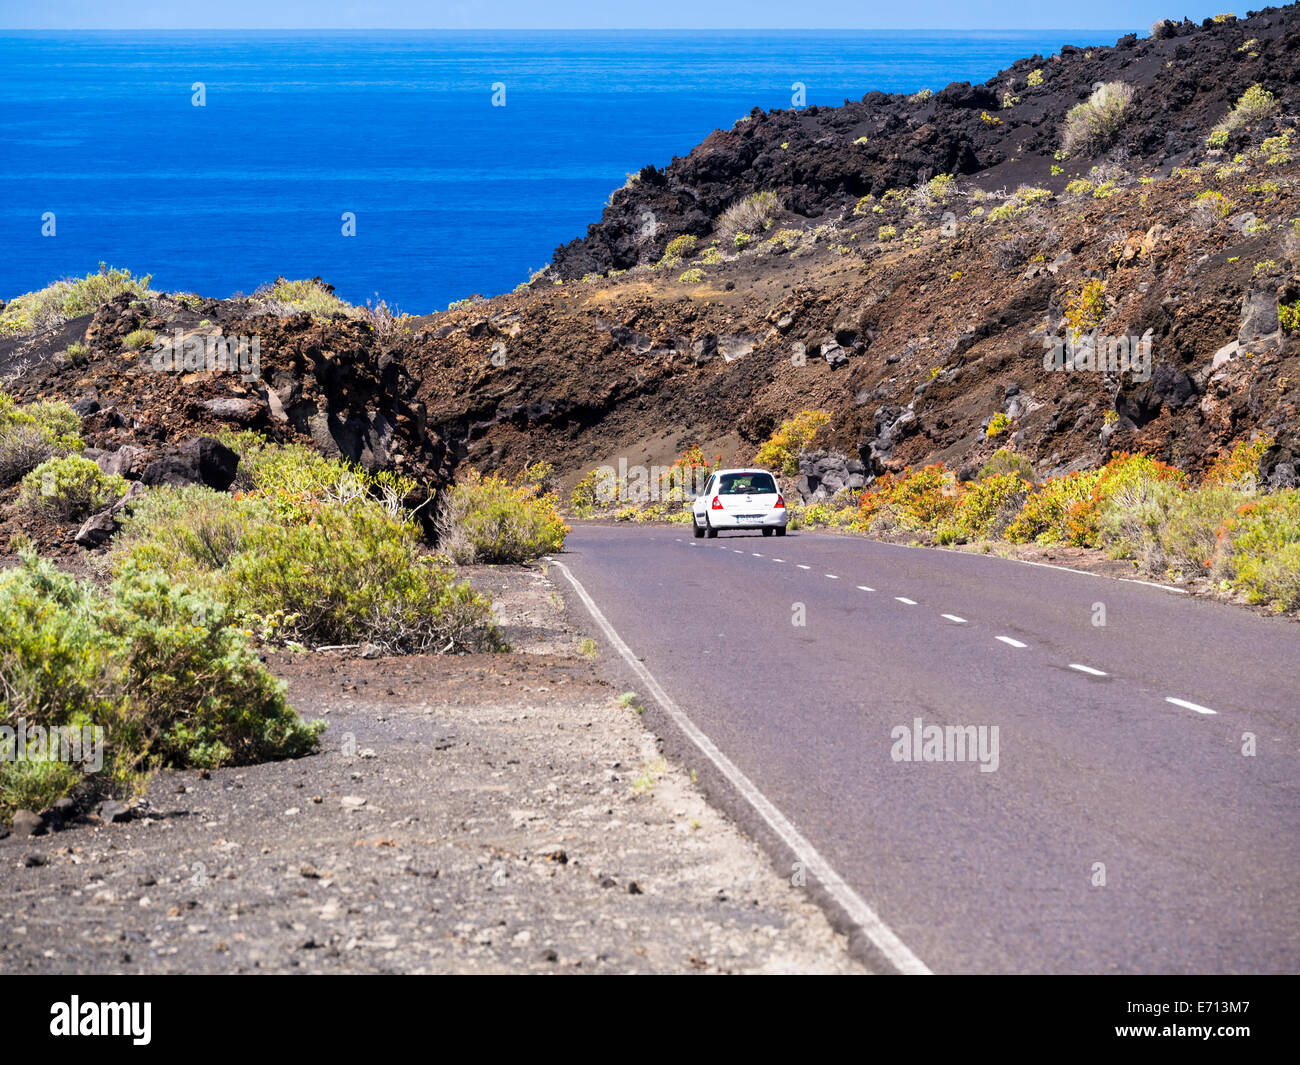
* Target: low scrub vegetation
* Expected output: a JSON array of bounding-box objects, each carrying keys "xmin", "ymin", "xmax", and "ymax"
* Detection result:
[
  {"xmin": 715, "ymin": 191, "xmax": 779, "ymax": 244},
  {"xmin": 754, "ymin": 410, "xmax": 830, "ymax": 477},
  {"xmin": 114, "ymin": 438, "xmax": 504, "ymax": 653},
  {"xmin": 1208, "ymin": 84, "xmax": 1280, "ymax": 147},
  {"xmin": 840, "ymin": 442, "xmax": 1298, "ymax": 613},
  {"xmin": 0, "ymin": 392, "xmax": 83, "ymax": 485},
  {"xmin": 0, "ymin": 551, "xmax": 324, "ymax": 824},
  {"xmin": 0, "ymin": 263, "xmax": 153, "ymax": 336},
  {"xmin": 18, "ymin": 455, "xmax": 126, "ymax": 522},
  {"xmin": 436, "ymin": 466, "xmax": 569, "ymax": 565},
  {"xmin": 1061, "ymin": 82, "xmax": 1134, "ymax": 157},
  {"xmin": 250, "ymin": 277, "xmax": 357, "ymax": 319}
]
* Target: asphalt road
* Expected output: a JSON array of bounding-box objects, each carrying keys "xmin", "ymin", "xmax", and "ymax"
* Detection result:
[{"xmin": 555, "ymin": 524, "xmax": 1300, "ymax": 974}]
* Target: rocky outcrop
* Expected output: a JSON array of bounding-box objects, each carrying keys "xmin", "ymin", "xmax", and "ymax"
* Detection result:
[
  {"xmin": 550, "ymin": 9, "xmax": 1300, "ymax": 276},
  {"xmin": 140, "ymin": 436, "xmax": 239, "ymax": 491},
  {"xmin": 795, "ymin": 450, "xmax": 868, "ymax": 502}
]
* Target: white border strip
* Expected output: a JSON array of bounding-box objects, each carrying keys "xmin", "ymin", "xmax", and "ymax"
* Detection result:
[{"xmin": 547, "ymin": 555, "xmax": 931, "ymax": 975}]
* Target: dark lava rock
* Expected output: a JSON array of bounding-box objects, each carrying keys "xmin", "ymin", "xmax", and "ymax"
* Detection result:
[
  {"xmin": 11, "ymin": 809, "xmax": 45, "ymax": 838},
  {"xmin": 140, "ymin": 435, "xmax": 239, "ymax": 491},
  {"xmin": 98, "ymin": 800, "xmax": 132, "ymax": 824}
]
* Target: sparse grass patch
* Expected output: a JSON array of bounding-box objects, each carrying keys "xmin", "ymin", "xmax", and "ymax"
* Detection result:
[
  {"xmin": 1061, "ymin": 82, "xmax": 1135, "ymax": 157},
  {"xmin": 715, "ymin": 191, "xmax": 779, "ymax": 244}
]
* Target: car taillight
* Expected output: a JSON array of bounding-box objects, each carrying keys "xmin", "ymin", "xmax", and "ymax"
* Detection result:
[
  {"xmin": 774, "ymin": 494, "xmax": 785, "ymax": 509},
  {"xmin": 711, "ymin": 495, "xmax": 723, "ymax": 510}
]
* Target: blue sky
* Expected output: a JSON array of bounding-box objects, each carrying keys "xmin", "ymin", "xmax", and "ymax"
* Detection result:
[{"xmin": 0, "ymin": 1, "xmax": 1222, "ymax": 31}]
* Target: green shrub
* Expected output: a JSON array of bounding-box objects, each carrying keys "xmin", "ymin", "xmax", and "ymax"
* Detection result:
[
  {"xmin": 216, "ymin": 430, "xmax": 422, "ymax": 521},
  {"xmin": 0, "ymin": 392, "xmax": 84, "ymax": 484},
  {"xmin": 754, "ymin": 410, "xmax": 830, "ymax": 477},
  {"xmin": 227, "ymin": 503, "xmax": 504, "ymax": 651},
  {"xmin": 115, "ymin": 485, "xmax": 503, "ymax": 654},
  {"xmin": 18, "ymin": 455, "xmax": 126, "ymax": 521},
  {"xmin": 568, "ymin": 468, "xmax": 606, "ymax": 518},
  {"xmin": 1225, "ymin": 492, "xmax": 1300, "ymax": 610},
  {"xmin": 1005, "ymin": 470, "xmax": 1102, "ymax": 544},
  {"xmin": 0, "ymin": 264, "xmax": 153, "ymax": 336},
  {"xmin": 979, "ymin": 448, "xmax": 1035, "ymax": 483},
  {"xmin": 105, "ymin": 563, "xmax": 324, "ymax": 768},
  {"xmin": 955, "ymin": 473, "xmax": 1031, "ymax": 541},
  {"xmin": 122, "ymin": 327, "xmax": 156, "ymax": 351},
  {"xmin": 114, "ymin": 484, "xmax": 272, "ymax": 574},
  {"xmin": 436, "ymin": 469, "xmax": 569, "ymax": 565},
  {"xmin": 856, "ymin": 465, "xmax": 963, "ymax": 533},
  {"xmin": 1062, "ymin": 82, "xmax": 1135, "ymax": 157},
  {"xmin": 1208, "ymin": 84, "xmax": 1279, "ymax": 146},
  {"xmin": 251, "ymin": 277, "xmax": 357, "ymax": 319},
  {"xmin": 1098, "ymin": 481, "xmax": 1242, "ymax": 577},
  {"xmin": 1203, "ymin": 435, "xmax": 1273, "ymax": 490},
  {"xmin": 659, "ymin": 235, "xmax": 698, "ymax": 264},
  {"xmin": 0, "ymin": 552, "xmax": 323, "ymax": 824},
  {"xmin": 1008, "ymin": 453, "xmax": 1186, "ymax": 547}
]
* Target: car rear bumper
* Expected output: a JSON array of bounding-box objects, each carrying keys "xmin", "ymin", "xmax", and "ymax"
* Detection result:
[{"xmin": 701, "ymin": 509, "xmax": 787, "ymax": 529}]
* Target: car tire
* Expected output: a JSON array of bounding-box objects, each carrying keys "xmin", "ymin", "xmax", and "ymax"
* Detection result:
[
  {"xmin": 774, "ymin": 527, "xmax": 786, "ymax": 536},
  {"xmin": 705, "ymin": 519, "xmax": 718, "ymax": 539},
  {"xmin": 761, "ymin": 527, "xmax": 773, "ymax": 537},
  {"xmin": 692, "ymin": 516, "xmax": 705, "ymax": 539}
]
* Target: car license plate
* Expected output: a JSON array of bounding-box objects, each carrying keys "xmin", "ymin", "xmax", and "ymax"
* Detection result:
[{"xmin": 737, "ymin": 514, "xmax": 764, "ymax": 524}]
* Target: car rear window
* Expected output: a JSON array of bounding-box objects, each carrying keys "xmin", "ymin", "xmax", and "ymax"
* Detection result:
[{"xmin": 719, "ymin": 472, "xmax": 777, "ymax": 495}]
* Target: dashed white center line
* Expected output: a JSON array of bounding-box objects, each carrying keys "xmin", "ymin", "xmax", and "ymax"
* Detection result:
[
  {"xmin": 995, "ymin": 636, "xmax": 1027, "ymax": 649},
  {"xmin": 752, "ymin": 553, "xmax": 764, "ymax": 557},
  {"xmin": 825, "ymin": 574, "xmax": 839, "ymax": 579},
  {"xmin": 733, "ymin": 549, "xmax": 744, "ymax": 554},
  {"xmin": 773, "ymin": 558, "xmax": 785, "ymax": 563},
  {"xmin": 1166, "ymin": 697, "xmax": 1217, "ymax": 716},
  {"xmin": 1069, "ymin": 663, "xmax": 1108, "ymax": 676},
  {"xmin": 857, "ymin": 585, "xmax": 875, "ymax": 592},
  {"xmin": 797, "ymin": 564, "xmax": 811, "ymax": 570},
  {"xmin": 895, "ymin": 597, "xmax": 916, "ymax": 606},
  {"xmin": 941, "ymin": 614, "xmax": 966, "ymax": 624}
]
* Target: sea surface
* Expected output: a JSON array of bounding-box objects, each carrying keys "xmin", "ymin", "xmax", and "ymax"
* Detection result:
[{"xmin": 0, "ymin": 29, "xmax": 1133, "ymax": 313}]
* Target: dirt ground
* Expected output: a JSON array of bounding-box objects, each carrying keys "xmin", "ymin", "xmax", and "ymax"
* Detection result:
[{"xmin": 0, "ymin": 563, "xmax": 865, "ymax": 974}]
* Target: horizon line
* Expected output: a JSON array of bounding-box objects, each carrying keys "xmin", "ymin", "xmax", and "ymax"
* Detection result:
[{"xmin": 0, "ymin": 26, "xmax": 1142, "ymax": 32}]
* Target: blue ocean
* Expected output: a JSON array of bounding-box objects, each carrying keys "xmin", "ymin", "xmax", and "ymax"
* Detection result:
[{"xmin": 0, "ymin": 30, "xmax": 1132, "ymax": 313}]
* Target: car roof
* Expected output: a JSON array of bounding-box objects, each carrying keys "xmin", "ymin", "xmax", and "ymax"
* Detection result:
[{"xmin": 712, "ymin": 468, "xmax": 776, "ymax": 476}]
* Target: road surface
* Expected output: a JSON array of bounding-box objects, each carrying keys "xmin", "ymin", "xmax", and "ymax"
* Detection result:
[{"xmin": 553, "ymin": 524, "xmax": 1300, "ymax": 974}]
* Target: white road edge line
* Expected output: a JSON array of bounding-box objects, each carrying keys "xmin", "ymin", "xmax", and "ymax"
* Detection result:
[
  {"xmin": 1068, "ymin": 663, "xmax": 1107, "ymax": 676},
  {"xmin": 546, "ymin": 555, "xmax": 931, "ymax": 976},
  {"xmin": 941, "ymin": 614, "xmax": 966, "ymax": 624},
  {"xmin": 995, "ymin": 636, "xmax": 1027, "ymax": 648},
  {"xmin": 1166, "ymin": 697, "xmax": 1217, "ymax": 716},
  {"xmin": 895, "ymin": 597, "xmax": 916, "ymax": 605}
]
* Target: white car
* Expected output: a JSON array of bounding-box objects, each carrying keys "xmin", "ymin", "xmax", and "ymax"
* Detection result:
[{"xmin": 691, "ymin": 468, "xmax": 787, "ymax": 538}]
